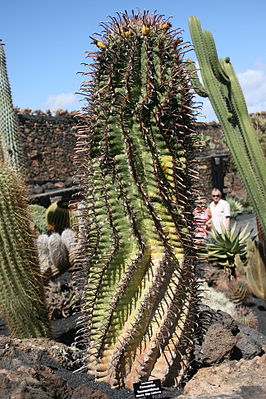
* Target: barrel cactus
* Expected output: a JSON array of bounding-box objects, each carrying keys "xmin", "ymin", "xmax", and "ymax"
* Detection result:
[
  {"xmin": 0, "ymin": 162, "xmax": 51, "ymax": 337},
  {"xmin": 45, "ymin": 200, "xmax": 71, "ymax": 234},
  {"xmin": 75, "ymin": 11, "xmax": 200, "ymax": 389},
  {"xmin": 0, "ymin": 40, "xmax": 23, "ymax": 170}
]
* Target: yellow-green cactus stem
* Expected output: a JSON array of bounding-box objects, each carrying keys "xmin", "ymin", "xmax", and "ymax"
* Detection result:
[{"xmin": 75, "ymin": 11, "xmax": 200, "ymax": 390}]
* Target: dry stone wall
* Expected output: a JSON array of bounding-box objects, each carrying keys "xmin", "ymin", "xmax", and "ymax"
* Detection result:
[
  {"xmin": 16, "ymin": 109, "xmax": 254, "ymax": 201},
  {"xmin": 17, "ymin": 109, "xmax": 79, "ymax": 183}
]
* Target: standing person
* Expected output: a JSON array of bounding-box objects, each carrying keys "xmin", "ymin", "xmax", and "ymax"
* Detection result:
[
  {"xmin": 193, "ymin": 197, "xmax": 212, "ymax": 241},
  {"xmin": 209, "ymin": 188, "xmax": 230, "ymax": 233}
]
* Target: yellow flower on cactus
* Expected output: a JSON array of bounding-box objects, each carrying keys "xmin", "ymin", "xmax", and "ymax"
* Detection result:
[{"xmin": 141, "ymin": 25, "xmax": 150, "ymax": 35}]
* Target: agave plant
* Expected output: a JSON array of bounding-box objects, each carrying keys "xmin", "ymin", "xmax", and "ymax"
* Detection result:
[
  {"xmin": 226, "ymin": 197, "xmax": 243, "ymax": 219},
  {"xmin": 207, "ymin": 223, "xmax": 252, "ymax": 278}
]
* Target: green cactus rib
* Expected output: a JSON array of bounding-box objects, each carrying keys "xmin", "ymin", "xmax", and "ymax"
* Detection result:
[
  {"xmin": 0, "ymin": 41, "xmax": 23, "ymax": 170},
  {"xmin": 189, "ymin": 16, "xmax": 266, "ymax": 239},
  {"xmin": 0, "ymin": 162, "xmax": 51, "ymax": 338},
  {"xmin": 75, "ymin": 11, "xmax": 199, "ymax": 389}
]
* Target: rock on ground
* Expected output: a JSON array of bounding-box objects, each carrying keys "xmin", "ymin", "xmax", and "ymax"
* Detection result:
[{"xmin": 178, "ymin": 354, "xmax": 266, "ymax": 399}]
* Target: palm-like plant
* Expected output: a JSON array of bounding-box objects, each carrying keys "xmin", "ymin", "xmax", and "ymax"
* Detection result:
[{"xmin": 207, "ymin": 223, "xmax": 252, "ymax": 278}]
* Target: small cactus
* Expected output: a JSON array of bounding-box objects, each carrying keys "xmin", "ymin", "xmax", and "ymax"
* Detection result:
[
  {"xmin": 216, "ymin": 278, "xmax": 252, "ymax": 306},
  {"xmin": 45, "ymin": 200, "xmax": 70, "ymax": 234},
  {"xmin": 232, "ymin": 306, "xmax": 259, "ymax": 330},
  {"xmin": 37, "ymin": 228, "xmax": 76, "ymax": 282}
]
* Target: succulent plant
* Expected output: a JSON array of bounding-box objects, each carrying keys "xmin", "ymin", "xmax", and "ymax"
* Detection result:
[
  {"xmin": 216, "ymin": 278, "xmax": 252, "ymax": 307},
  {"xmin": 45, "ymin": 279, "xmax": 81, "ymax": 320},
  {"xmin": 236, "ymin": 239, "xmax": 266, "ymax": 299},
  {"xmin": 200, "ymin": 281, "xmax": 236, "ymax": 315},
  {"xmin": 0, "ymin": 161, "xmax": 51, "ymax": 338},
  {"xmin": 232, "ymin": 305, "xmax": 259, "ymax": 330},
  {"xmin": 188, "ymin": 16, "xmax": 266, "ymax": 240},
  {"xmin": 226, "ymin": 197, "xmax": 244, "ymax": 219},
  {"xmin": 46, "ymin": 200, "xmax": 70, "ymax": 234},
  {"xmin": 75, "ymin": 10, "xmax": 200, "ymax": 389},
  {"xmin": 28, "ymin": 203, "xmax": 47, "ymax": 233},
  {"xmin": 37, "ymin": 229, "xmax": 76, "ymax": 282},
  {"xmin": 207, "ymin": 223, "xmax": 251, "ymax": 278},
  {"xmin": 0, "ymin": 40, "xmax": 23, "ymax": 170}
]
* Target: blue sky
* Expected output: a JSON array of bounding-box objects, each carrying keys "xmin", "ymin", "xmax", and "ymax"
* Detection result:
[{"xmin": 2, "ymin": 0, "xmax": 266, "ymax": 121}]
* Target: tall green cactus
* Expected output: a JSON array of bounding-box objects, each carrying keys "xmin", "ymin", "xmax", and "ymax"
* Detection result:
[
  {"xmin": 0, "ymin": 40, "xmax": 23, "ymax": 170},
  {"xmin": 75, "ymin": 11, "xmax": 199, "ymax": 389},
  {"xmin": 0, "ymin": 161, "xmax": 51, "ymax": 338},
  {"xmin": 188, "ymin": 16, "xmax": 266, "ymax": 239},
  {"xmin": 0, "ymin": 41, "xmax": 50, "ymax": 338}
]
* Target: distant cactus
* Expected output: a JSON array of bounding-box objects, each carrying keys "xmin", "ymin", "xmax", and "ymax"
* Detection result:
[
  {"xmin": 0, "ymin": 162, "xmax": 50, "ymax": 337},
  {"xmin": 45, "ymin": 200, "xmax": 70, "ymax": 234},
  {"xmin": 75, "ymin": 10, "xmax": 200, "ymax": 389},
  {"xmin": 236, "ymin": 239, "xmax": 266, "ymax": 299},
  {"xmin": 28, "ymin": 203, "xmax": 47, "ymax": 233},
  {"xmin": 232, "ymin": 306, "xmax": 259, "ymax": 330},
  {"xmin": 0, "ymin": 40, "xmax": 23, "ymax": 170},
  {"xmin": 37, "ymin": 228, "xmax": 76, "ymax": 282},
  {"xmin": 216, "ymin": 278, "xmax": 252, "ymax": 306},
  {"xmin": 189, "ymin": 17, "xmax": 266, "ymax": 239}
]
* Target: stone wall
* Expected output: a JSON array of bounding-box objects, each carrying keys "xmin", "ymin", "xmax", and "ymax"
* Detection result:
[
  {"xmin": 15, "ymin": 109, "xmax": 253, "ymax": 201},
  {"xmin": 17, "ymin": 109, "xmax": 79, "ymax": 183}
]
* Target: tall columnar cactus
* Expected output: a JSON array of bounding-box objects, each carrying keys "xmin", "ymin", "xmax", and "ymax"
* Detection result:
[
  {"xmin": 188, "ymin": 17, "xmax": 266, "ymax": 239},
  {"xmin": 0, "ymin": 161, "xmax": 51, "ymax": 338},
  {"xmin": 0, "ymin": 40, "xmax": 23, "ymax": 170},
  {"xmin": 75, "ymin": 11, "xmax": 200, "ymax": 390}
]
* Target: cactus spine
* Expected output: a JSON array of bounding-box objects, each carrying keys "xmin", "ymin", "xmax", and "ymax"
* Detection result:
[
  {"xmin": 0, "ymin": 162, "xmax": 51, "ymax": 337},
  {"xmin": 0, "ymin": 40, "xmax": 23, "ymax": 170},
  {"xmin": 188, "ymin": 17, "xmax": 266, "ymax": 239},
  {"xmin": 76, "ymin": 11, "xmax": 199, "ymax": 389}
]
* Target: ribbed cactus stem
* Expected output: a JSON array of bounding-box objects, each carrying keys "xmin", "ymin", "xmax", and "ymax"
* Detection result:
[
  {"xmin": 75, "ymin": 11, "xmax": 199, "ymax": 389},
  {"xmin": 0, "ymin": 40, "xmax": 23, "ymax": 170},
  {"xmin": 0, "ymin": 162, "xmax": 51, "ymax": 338},
  {"xmin": 189, "ymin": 16, "xmax": 266, "ymax": 239}
]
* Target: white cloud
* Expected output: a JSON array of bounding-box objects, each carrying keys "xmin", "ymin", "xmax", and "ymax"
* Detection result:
[
  {"xmin": 194, "ymin": 68, "xmax": 266, "ymax": 122},
  {"xmin": 42, "ymin": 93, "xmax": 78, "ymax": 111},
  {"xmin": 237, "ymin": 69, "xmax": 266, "ymax": 114}
]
